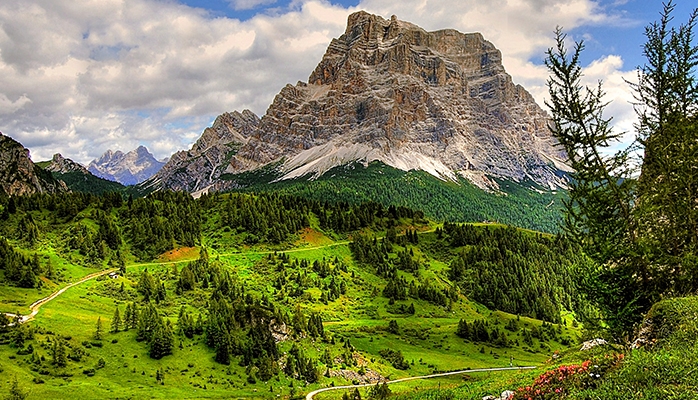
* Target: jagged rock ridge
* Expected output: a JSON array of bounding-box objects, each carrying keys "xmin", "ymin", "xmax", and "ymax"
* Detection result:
[
  {"xmin": 89, "ymin": 146, "xmax": 165, "ymax": 186},
  {"xmin": 0, "ymin": 133, "xmax": 68, "ymax": 196},
  {"xmin": 144, "ymin": 11, "xmax": 569, "ymax": 194},
  {"xmin": 46, "ymin": 153, "xmax": 90, "ymax": 175}
]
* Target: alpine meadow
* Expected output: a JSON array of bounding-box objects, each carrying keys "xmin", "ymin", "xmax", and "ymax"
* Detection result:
[{"xmin": 0, "ymin": 2, "xmax": 697, "ymax": 400}]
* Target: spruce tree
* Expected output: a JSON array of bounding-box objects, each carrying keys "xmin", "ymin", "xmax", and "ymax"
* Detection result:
[
  {"xmin": 94, "ymin": 316, "xmax": 103, "ymax": 340},
  {"xmin": 5, "ymin": 375, "xmax": 28, "ymax": 400},
  {"xmin": 111, "ymin": 307, "xmax": 122, "ymax": 333},
  {"xmin": 52, "ymin": 338, "xmax": 67, "ymax": 367},
  {"xmin": 546, "ymin": 3, "xmax": 698, "ymax": 335}
]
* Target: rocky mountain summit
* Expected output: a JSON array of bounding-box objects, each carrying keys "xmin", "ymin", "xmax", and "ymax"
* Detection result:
[
  {"xmin": 45, "ymin": 153, "xmax": 90, "ymax": 175},
  {"xmin": 89, "ymin": 146, "xmax": 164, "ymax": 186},
  {"xmin": 144, "ymin": 11, "xmax": 569, "ymax": 194},
  {"xmin": 0, "ymin": 133, "xmax": 68, "ymax": 196}
]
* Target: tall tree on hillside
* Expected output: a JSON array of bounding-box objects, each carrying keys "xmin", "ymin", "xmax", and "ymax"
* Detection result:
[
  {"xmin": 112, "ymin": 307, "xmax": 122, "ymax": 333},
  {"xmin": 94, "ymin": 316, "xmax": 103, "ymax": 340},
  {"xmin": 546, "ymin": 1, "xmax": 698, "ymax": 336}
]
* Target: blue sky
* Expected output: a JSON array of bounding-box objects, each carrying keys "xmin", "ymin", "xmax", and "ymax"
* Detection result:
[{"xmin": 0, "ymin": 0, "xmax": 694, "ymax": 163}]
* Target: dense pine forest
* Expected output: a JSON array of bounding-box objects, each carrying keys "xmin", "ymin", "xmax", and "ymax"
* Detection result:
[{"xmin": 225, "ymin": 162, "xmax": 566, "ymax": 234}]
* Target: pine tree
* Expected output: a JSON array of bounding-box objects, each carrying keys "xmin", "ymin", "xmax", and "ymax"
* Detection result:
[
  {"xmin": 52, "ymin": 338, "xmax": 67, "ymax": 367},
  {"xmin": 95, "ymin": 316, "xmax": 103, "ymax": 340},
  {"xmin": 111, "ymin": 307, "xmax": 122, "ymax": 333},
  {"xmin": 5, "ymin": 375, "xmax": 28, "ymax": 400}
]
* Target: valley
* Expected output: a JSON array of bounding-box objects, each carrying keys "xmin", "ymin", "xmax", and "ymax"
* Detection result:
[{"xmin": 0, "ymin": 192, "xmax": 585, "ymax": 399}]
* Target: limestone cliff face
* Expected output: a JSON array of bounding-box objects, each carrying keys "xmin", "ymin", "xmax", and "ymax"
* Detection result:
[
  {"xmin": 0, "ymin": 133, "xmax": 68, "ymax": 196},
  {"xmin": 146, "ymin": 11, "xmax": 569, "ymax": 193}
]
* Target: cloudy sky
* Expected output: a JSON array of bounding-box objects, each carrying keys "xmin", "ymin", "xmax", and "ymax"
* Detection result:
[{"xmin": 0, "ymin": 0, "xmax": 694, "ymax": 164}]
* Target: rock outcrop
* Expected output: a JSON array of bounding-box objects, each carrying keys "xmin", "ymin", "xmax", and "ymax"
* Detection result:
[
  {"xmin": 145, "ymin": 11, "xmax": 569, "ymax": 193},
  {"xmin": 89, "ymin": 146, "xmax": 165, "ymax": 185},
  {"xmin": 0, "ymin": 133, "xmax": 68, "ymax": 196},
  {"xmin": 46, "ymin": 153, "xmax": 90, "ymax": 175}
]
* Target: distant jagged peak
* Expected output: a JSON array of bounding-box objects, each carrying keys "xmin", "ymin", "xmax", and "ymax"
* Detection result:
[{"xmin": 88, "ymin": 145, "xmax": 165, "ymax": 186}]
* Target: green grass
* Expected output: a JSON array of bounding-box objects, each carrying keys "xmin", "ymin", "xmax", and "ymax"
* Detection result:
[{"xmin": 0, "ymin": 207, "xmax": 584, "ymax": 399}]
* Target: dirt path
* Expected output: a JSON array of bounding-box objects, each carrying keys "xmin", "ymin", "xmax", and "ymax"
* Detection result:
[
  {"xmin": 305, "ymin": 366, "xmax": 537, "ymax": 399},
  {"xmin": 3, "ymin": 268, "xmax": 118, "ymax": 325}
]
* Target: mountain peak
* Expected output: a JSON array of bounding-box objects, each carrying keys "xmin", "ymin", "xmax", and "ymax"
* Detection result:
[
  {"xmin": 145, "ymin": 13, "xmax": 569, "ymax": 194},
  {"xmin": 0, "ymin": 133, "xmax": 68, "ymax": 196},
  {"xmin": 88, "ymin": 146, "xmax": 164, "ymax": 186}
]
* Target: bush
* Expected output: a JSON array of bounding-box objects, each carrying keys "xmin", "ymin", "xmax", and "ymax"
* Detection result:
[{"xmin": 378, "ymin": 348, "xmax": 409, "ymax": 370}]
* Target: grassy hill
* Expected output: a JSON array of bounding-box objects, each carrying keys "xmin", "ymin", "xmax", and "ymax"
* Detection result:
[{"xmin": 0, "ymin": 192, "xmax": 588, "ymax": 399}]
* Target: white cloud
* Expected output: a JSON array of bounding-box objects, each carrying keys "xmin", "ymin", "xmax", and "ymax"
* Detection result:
[
  {"xmin": 0, "ymin": 0, "xmax": 352, "ymax": 163},
  {"xmin": 0, "ymin": 0, "xmax": 638, "ymax": 165}
]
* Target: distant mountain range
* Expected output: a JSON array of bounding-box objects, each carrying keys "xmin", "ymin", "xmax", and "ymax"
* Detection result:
[
  {"xmin": 141, "ymin": 11, "xmax": 569, "ymax": 196},
  {"xmin": 88, "ymin": 146, "xmax": 165, "ymax": 186}
]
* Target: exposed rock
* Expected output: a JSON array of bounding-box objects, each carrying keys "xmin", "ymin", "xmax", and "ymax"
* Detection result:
[
  {"xmin": 45, "ymin": 153, "xmax": 89, "ymax": 174},
  {"xmin": 0, "ymin": 133, "xmax": 68, "ymax": 196},
  {"xmin": 141, "ymin": 111, "xmax": 257, "ymax": 193},
  {"xmin": 145, "ymin": 11, "xmax": 569, "ymax": 193},
  {"xmin": 580, "ymin": 338, "xmax": 608, "ymax": 351},
  {"xmin": 88, "ymin": 145, "xmax": 165, "ymax": 185}
]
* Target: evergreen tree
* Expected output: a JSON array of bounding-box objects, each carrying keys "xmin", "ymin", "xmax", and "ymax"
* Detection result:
[
  {"xmin": 138, "ymin": 270, "xmax": 157, "ymax": 301},
  {"xmin": 5, "ymin": 376, "xmax": 28, "ymax": 400},
  {"xmin": 111, "ymin": 307, "xmax": 122, "ymax": 333},
  {"xmin": 94, "ymin": 316, "xmax": 103, "ymax": 340},
  {"xmin": 52, "ymin": 338, "xmax": 67, "ymax": 367},
  {"xmin": 546, "ymin": 3, "xmax": 698, "ymax": 335}
]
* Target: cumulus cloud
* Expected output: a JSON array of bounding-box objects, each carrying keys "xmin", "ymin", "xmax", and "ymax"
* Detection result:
[
  {"xmin": 0, "ymin": 0, "xmax": 351, "ymax": 163},
  {"xmin": 0, "ymin": 0, "xmax": 638, "ymax": 165}
]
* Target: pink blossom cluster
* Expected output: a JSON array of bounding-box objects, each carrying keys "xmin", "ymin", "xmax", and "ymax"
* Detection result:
[{"xmin": 512, "ymin": 354, "xmax": 624, "ymax": 399}]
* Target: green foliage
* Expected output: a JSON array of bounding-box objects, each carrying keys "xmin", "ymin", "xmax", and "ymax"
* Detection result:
[
  {"xmin": 378, "ymin": 348, "xmax": 409, "ymax": 370},
  {"xmin": 125, "ymin": 191, "xmax": 200, "ymax": 260},
  {"xmin": 232, "ymin": 161, "xmax": 564, "ymax": 233},
  {"xmin": 49, "ymin": 171, "xmax": 126, "ymax": 195},
  {"xmin": 4, "ymin": 376, "xmax": 27, "ymax": 400},
  {"xmin": 546, "ymin": 3, "xmax": 698, "ymax": 336},
  {"xmin": 0, "ymin": 237, "xmax": 40, "ymax": 288},
  {"xmin": 445, "ymin": 223, "xmax": 593, "ymax": 323},
  {"xmin": 368, "ymin": 382, "xmax": 391, "ymax": 400}
]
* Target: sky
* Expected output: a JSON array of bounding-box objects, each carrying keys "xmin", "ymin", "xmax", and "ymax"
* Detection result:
[{"xmin": 0, "ymin": 0, "xmax": 695, "ymax": 164}]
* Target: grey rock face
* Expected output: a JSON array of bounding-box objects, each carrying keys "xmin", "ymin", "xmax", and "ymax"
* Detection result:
[
  {"xmin": 46, "ymin": 153, "xmax": 90, "ymax": 174},
  {"xmin": 88, "ymin": 146, "xmax": 165, "ymax": 185},
  {"xmin": 147, "ymin": 11, "xmax": 569, "ymax": 193},
  {"xmin": 0, "ymin": 133, "xmax": 68, "ymax": 196}
]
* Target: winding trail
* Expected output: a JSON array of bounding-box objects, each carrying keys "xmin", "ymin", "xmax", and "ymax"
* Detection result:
[
  {"xmin": 4, "ymin": 268, "xmax": 117, "ymax": 325},
  {"xmin": 305, "ymin": 366, "xmax": 537, "ymax": 399}
]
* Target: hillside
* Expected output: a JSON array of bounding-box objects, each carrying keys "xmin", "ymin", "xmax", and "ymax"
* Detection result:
[
  {"xmin": 226, "ymin": 161, "xmax": 566, "ymax": 233},
  {"xmin": 0, "ymin": 192, "xmax": 589, "ymax": 399},
  {"xmin": 39, "ymin": 154, "xmax": 127, "ymax": 195}
]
